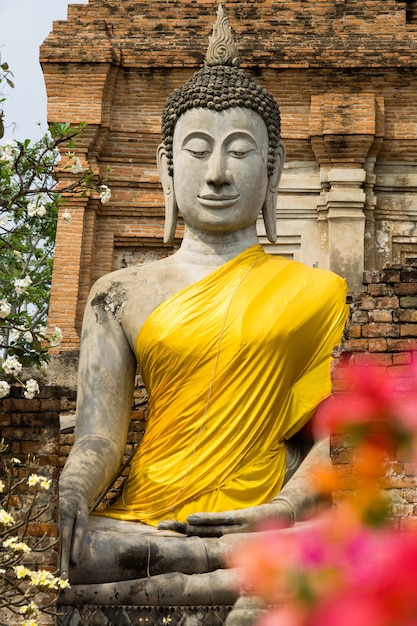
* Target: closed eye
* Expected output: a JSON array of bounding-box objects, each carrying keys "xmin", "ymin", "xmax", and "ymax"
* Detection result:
[
  {"xmin": 227, "ymin": 136, "xmax": 257, "ymax": 158},
  {"xmin": 228, "ymin": 149, "xmax": 255, "ymax": 158},
  {"xmin": 185, "ymin": 149, "xmax": 211, "ymax": 158},
  {"xmin": 182, "ymin": 135, "xmax": 212, "ymax": 158}
]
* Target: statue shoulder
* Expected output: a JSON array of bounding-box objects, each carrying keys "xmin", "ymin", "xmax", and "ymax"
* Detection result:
[
  {"xmin": 89, "ymin": 256, "xmax": 179, "ymax": 301},
  {"xmin": 85, "ymin": 256, "xmax": 187, "ymax": 347}
]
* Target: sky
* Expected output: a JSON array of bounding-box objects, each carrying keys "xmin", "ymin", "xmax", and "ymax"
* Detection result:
[{"xmin": 0, "ymin": 0, "xmax": 88, "ymax": 141}]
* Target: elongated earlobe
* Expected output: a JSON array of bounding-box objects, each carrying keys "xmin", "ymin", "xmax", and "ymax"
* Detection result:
[
  {"xmin": 157, "ymin": 144, "xmax": 178, "ymax": 244},
  {"xmin": 262, "ymin": 142, "xmax": 286, "ymax": 243}
]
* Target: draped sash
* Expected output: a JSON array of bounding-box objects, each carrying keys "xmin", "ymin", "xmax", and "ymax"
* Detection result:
[{"xmin": 98, "ymin": 245, "xmax": 348, "ymax": 525}]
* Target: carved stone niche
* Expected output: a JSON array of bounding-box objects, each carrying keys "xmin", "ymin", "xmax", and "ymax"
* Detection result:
[{"xmin": 309, "ymin": 93, "xmax": 385, "ymax": 293}]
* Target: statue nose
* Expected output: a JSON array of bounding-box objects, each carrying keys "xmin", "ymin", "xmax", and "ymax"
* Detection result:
[{"xmin": 205, "ymin": 150, "xmax": 232, "ymax": 186}]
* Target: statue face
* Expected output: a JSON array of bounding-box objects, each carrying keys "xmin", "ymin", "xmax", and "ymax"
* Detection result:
[{"xmin": 172, "ymin": 107, "xmax": 269, "ymax": 235}]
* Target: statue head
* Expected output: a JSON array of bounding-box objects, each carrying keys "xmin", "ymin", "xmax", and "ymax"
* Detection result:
[{"xmin": 158, "ymin": 5, "xmax": 285, "ymax": 243}]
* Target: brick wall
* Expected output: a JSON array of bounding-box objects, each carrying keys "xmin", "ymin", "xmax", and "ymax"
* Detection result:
[
  {"xmin": 332, "ymin": 263, "xmax": 417, "ymax": 528},
  {"xmin": 0, "ymin": 387, "xmax": 62, "ymax": 626},
  {"xmin": 343, "ymin": 265, "xmax": 417, "ymax": 361}
]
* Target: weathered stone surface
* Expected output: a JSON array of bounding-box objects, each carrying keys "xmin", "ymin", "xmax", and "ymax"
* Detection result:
[{"xmin": 57, "ymin": 605, "xmax": 232, "ymax": 626}]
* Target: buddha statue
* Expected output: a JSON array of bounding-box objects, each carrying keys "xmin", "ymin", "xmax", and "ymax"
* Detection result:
[{"xmin": 59, "ymin": 6, "xmax": 349, "ymax": 611}]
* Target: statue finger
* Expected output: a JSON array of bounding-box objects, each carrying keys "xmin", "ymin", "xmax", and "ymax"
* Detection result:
[
  {"xmin": 157, "ymin": 520, "xmax": 188, "ymax": 533},
  {"xmin": 187, "ymin": 511, "xmax": 236, "ymax": 525},
  {"xmin": 59, "ymin": 514, "xmax": 74, "ymax": 580},
  {"xmin": 220, "ymin": 523, "xmax": 251, "ymax": 534},
  {"xmin": 184, "ymin": 524, "xmax": 243, "ymax": 537},
  {"xmin": 71, "ymin": 500, "xmax": 89, "ymax": 564}
]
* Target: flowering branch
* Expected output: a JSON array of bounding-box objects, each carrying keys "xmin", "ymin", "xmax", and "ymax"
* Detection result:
[
  {"xmin": 0, "ymin": 440, "xmax": 69, "ymax": 626},
  {"xmin": 0, "ymin": 62, "xmax": 112, "ymax": 400}
]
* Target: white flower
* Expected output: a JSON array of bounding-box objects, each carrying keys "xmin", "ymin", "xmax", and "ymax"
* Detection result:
[
  {"xmin": 40, "ymin": 477, "xmax": 51, "ymax": 490},
  {"xmin": 99, "ymin": 184, "xmax": 112, "ymax": 204},
  {"xmin": 0, "ymin": 479, "xmax": 5, "ymax": 493},
  {"xmin": 3, "ymin": 537, "xmax": 17, "ymax": 547},
  {"xmin": 24, "ymin": 379, "xmax": 40, "ymax": 400},
  {"xmin": 62, "ymin": 211, "xmax": 71, "ymax": 223},
  {"xmin": 23, "ymin": 331, "xmax": 33, "ymax": 343},
  {"xmin": 27, "ymin": 201, "xmax": 46, "ymax": 218},
  {"xmin": 27, "ymin": 474, "xmax": 42, "ymax": 487},
  {"xmin": 14, "ymin": 565, "xmax": 30, "ymax": 579},
  {"xmin": 2, "ymin": 355, "xmax": 23, "ymax": 375},
  {"xmin": 22, "ymin": 620, "xmax": 38, "ymax": 626},
  {"xmin": 13, "ymin": 249, "xmax": 22, "ymax": 258},
  {"xmin": 0, "ymin": 140, "xmax": 16, "ymax": 167},
  {"xmin": 28, "ymin": 473, "xmax": 51, "ymax": 490},
  {"xmin": 58, "ymin": 577, "xmax": 71, "ymax": 589},
  {"xmin": 14, "ymin": 275, "xmax": 32, "ymax": 295},
  {"xmin": 0, "ymin": 299, "xmax": 11, "ymax": 318},
  {"xmin": 0, "ymin": 508, "xmax": 14, "ymax": 526},
  {"xmin": 19, "ymin": 601, "xmax": 38, "ymax": 616},
  {"xmin": 10, "ymin": 328, "xmax": 20, "ymax": 343},
  {"xmin": 27, "ymin": 201, "xmax": 37, "ymax": 217},
  {"xmin": 29, "ymin": 569, "xmax": 57, "ymax": 588},
  {"xmin": 0, "ymin": 214, "xmax": 9, "ymax": 229},
  {"xmin": 2, "ymin": 537, "xmax": 31, "ymax": 553},
  {"xmin": 49, "ymin": 326, "xmax": 63, "ymax": 347},
  {"xmin": 70, "ymin": 156, "xmax": 83, "ymax": 174},
  {"xmin": 12, "ymin": 457, "xmax": 21, "ymax": 464},
  {"xmin": 0, "ymin": 380, "xmax": 10, "ymax": 398}
]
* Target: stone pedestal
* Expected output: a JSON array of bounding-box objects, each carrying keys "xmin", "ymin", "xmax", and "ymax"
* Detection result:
[{"xmin": 58, "ymin": 605, "xmax": 233, "ymax": 626}]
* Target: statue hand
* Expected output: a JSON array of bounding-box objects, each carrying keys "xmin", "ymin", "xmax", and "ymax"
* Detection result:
[
  {"xmin": 158, "ymin": 501, "xmax": 295, "ymax": 537},
  {"xmin": 59, "ymin": 488, "xmax": 89, "ymax": 580}
]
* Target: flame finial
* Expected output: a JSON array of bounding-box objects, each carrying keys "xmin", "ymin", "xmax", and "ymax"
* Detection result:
[{"xmin": 205, "ymin": 5, "xmax": 239, "ymax": 68}]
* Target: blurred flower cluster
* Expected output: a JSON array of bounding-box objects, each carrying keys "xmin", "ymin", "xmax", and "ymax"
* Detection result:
[
  {"xmin": 0, "ymin": 439, "xmax": 69, "ymax": 625},
  {"xmin": 231, "ymin": 361, "xmax": 417, "ymax": 626}
]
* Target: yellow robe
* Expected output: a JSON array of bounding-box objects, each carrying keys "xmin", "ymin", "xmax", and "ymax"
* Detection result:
[{"xmin": 98, "ymin": 245, "xmax": 348, "ymax": 526}]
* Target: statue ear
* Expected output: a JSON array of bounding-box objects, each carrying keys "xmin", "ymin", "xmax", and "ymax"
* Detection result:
[
  {"xmin": 262, "ymin": 142, "xmax": 286, "ymax": 243},
  {"xmin": 157, "ymin": 143, "xmax": 178, "ymax": 244}
]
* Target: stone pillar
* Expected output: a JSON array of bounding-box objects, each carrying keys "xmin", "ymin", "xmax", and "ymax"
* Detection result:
[
  {"xmin": 317, "ymin": 167, "xmax": 366, "ymax": 292},
  {"xmin": 310, "ymin": 93, "xmax": 384, "ymax": 292},
  {"xmin": 42, "ymin": 59, "xmax": 118, "ymax": 346}
]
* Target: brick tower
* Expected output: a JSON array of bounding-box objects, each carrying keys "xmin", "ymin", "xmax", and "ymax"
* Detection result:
[{"xmin": 41, "ymin": 0, "xmax": 417, "ymax": 348}]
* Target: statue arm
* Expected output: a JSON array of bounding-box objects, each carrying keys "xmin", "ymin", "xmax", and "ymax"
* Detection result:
[
  {"xmin": 158, "ymin": 437, "xmax": 330, "ymax": 537},
  {"xmin": 59, "ymin": 277, "xmax": 136, "ymax": 576},
  {"xmin": 270, "ymin": 437, "xmax": 330, "ymax": 521}
]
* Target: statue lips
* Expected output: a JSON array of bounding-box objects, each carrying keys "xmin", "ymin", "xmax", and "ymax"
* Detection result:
[{"xmin": 198, "ymin": 194, "xmax": 240, "ymax": 209}]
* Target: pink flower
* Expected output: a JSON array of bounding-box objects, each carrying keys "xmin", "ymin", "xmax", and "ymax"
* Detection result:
[
  {"xmin": 260, "ymin": 606, "xmax": 306, "ymax": 626},
  {"xmin": 314, "ymin": 362, "xmax": 417, "ymax": 459},
  {"xmin": 232, "ymin": 510, "xmax": 417, "ymax": 626},
  {"xmin": 315, "ymin": 366, "xmax": 398, "ymax": 435},
  {"xmin": 229, "ymin": 527, "xmax": 300, "ymax": 604},
  {"xmin": 311, "ymin": 591, "xmax": 387, "ymax": 626}
]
